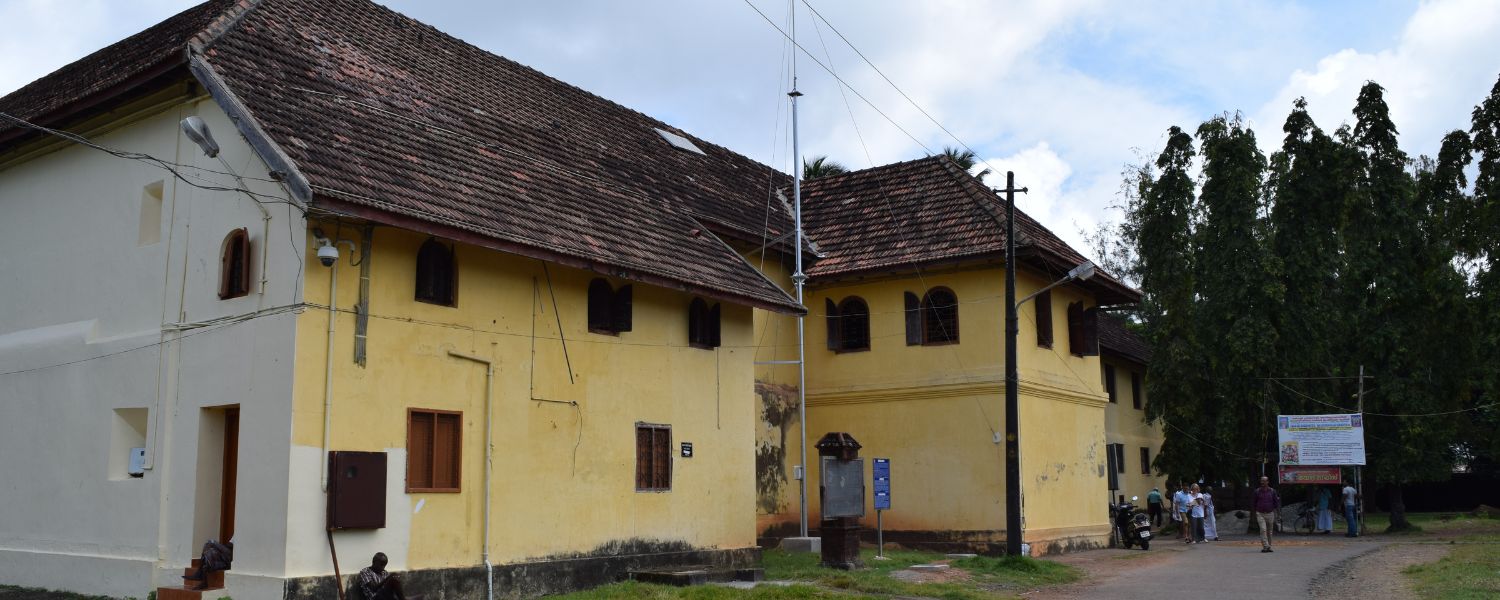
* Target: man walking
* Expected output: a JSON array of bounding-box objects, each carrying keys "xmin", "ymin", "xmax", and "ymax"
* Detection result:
[
  {"xmin": 1253, "ymin": 476, "xmax": 1281, "ymax": 553},
  {"xmin": 1147, "ymin": 487, "xmax": 1164, "ymax": 527},
  {"xmin": 1342, "ymin": 482, "xmax": 1359, "ymax": 537}
]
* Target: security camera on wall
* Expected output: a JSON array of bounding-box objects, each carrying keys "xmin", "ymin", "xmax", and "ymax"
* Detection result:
[{"xmin": 317, "ymin": 241, "xmax": 339, "ymax": 267}]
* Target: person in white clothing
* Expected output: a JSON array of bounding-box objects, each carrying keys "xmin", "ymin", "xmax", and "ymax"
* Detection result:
[
  {"xmin": 1202, "ymin": 486, "xmax": 1219, "ymax": 541},
  {"xmin": 1187, "ymin": 484, "xmax": 1206, "ymax": 543}
]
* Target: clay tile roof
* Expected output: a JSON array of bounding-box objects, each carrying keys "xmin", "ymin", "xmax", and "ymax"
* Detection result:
[
  {"xmin": 1099, "ymin": 313, "xmax": 1152, "ymax": 365},
  {"xmin": 800, "ymin": 156, "xmax": 1140, "ymax": 305},
  {"xmin": 1, "ymin": 0, "xmax": 801, "ymax": 314},
  {"xmin": 0, "ymin": 0, "xmax": 240, "ymax": 140}
]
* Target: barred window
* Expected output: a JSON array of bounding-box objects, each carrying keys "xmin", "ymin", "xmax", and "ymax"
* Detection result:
[{"xmin": 635, "ymin": 423, "xmax": 671, "ymax": 491}]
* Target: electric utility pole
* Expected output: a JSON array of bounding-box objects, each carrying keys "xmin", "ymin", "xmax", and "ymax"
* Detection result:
[{"xmin": 1001, "ymin": 171, "xmax": 1028, "ymax": 556}]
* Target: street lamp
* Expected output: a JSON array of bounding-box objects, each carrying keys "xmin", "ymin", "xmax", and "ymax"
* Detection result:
[{"xmin": 999, "ymin": 170, "xmax": 1096, "ymax": 556}]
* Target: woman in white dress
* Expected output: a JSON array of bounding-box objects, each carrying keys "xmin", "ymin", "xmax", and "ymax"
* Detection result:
[{"xmin": 1202, "ymin": 487, "xmax": 1219, "ymax": 541}]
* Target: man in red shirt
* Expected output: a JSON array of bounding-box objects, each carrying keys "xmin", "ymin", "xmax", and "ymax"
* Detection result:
[{"xmin": 1252, "ymin": 476, "xmax": 1281, "ymax": 553}]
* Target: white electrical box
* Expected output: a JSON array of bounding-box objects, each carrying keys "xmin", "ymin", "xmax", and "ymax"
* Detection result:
[
  {"xmin": 127, "ymin": 447, "xmax": 146, "ymax": 477},
  {"xmin": 793, "ymin": 465, "xmax": 804, "ymax": 481}
]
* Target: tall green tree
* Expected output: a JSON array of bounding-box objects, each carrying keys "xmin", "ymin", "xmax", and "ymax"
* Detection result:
[
  {"xmin": 1191, "ymin": 115, "xmax": 1282, "ymax": 484},
  {"xmin": 1266, "ymin": 99, "xmax": 1356, "ymax": 414},
  {"xmin": 1124, "ymin": 127, "xmax": 1205, "ymax": 482},
  {"xmin": 1462, "ymin": 75, "xmax": 1500, "ymax": 472},
  {"xmin": 1342, "ymin": 82, "xmax": 1469, "ymax": 530}
]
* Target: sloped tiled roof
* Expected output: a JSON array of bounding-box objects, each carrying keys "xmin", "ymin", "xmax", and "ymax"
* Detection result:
[
  {"xmin": 0, "ymin": 0, "xmax": 239, "ymax": 142},
  {"xmin": 1099, "ymin": 313, "xmax": 1152, "ymax": 365},
  {"xmin": 799, "ymin": 156, "xmax": 1139, "ymax": 305},
  {"xmin": 0, "ymin": 0, "xmax": 801, "ymax": 313}
]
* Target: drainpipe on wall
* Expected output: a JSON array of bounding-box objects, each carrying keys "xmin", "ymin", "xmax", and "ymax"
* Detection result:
[
  {"xmin": 448, "ymin": 350, "xmax": 495, "ymax": 600},
  {"xmin": 319, "ymin": 237, "xmax": 359, "ymax": 491}
]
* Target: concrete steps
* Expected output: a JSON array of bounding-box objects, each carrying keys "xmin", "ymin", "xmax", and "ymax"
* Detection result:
[
  {"xmin": 629, "ymin": 566, "xmax": 764, "ymax": 586},
  {"xmin": 156, "ymin": 559, "xmax": 226, "ymax": 600}
]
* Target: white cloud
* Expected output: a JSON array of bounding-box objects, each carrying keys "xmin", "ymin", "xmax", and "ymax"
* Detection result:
[{"xmin": 1255, "ymin": 0, "xmax": 1500, "ymax": 157}]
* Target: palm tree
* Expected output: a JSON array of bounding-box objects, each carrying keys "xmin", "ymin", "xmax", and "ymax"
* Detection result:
[
  {"xmin": 939, "ymin": 146, "xmax": 991, "ymax": 182},
  {"xmin": 802, "ymin": 156, "xmax": 849, "ymax": 179}
]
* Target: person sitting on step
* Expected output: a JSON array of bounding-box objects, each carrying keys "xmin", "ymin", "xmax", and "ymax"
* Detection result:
[
  {"xmin": 183, "ymin": 538, "xmax": 233, "ymax": 590},
  {"xmin": 357, "ymin": 552, "xmax": 420, "ymax": 600}
]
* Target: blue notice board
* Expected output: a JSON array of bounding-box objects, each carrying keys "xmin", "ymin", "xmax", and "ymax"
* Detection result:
[{"xmin": 873, "ymin": 458, "xmax": 891, "ymax": 510}]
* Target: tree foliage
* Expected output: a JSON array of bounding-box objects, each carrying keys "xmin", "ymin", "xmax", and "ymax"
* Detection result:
[
  {"xmin": 1123, "ymin": 76, "xmax": 1500, "ymax": 523},
  {"xmin": 802, "ymin": 155, "xmax": 849, "ymax": 179}
]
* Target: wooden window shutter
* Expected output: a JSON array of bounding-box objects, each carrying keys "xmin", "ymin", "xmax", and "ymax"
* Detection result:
[
  {"xmin": 1140, "ymin": 447, "xmax": 1151, "ymax": 475},
  {"xmin": 1082, "ymin": 307, "xmax": 1100, "ymax": 356},
  {"xmin": 688, "ymin": 299, "xmax": 705, "ymax": 346},
  {"xmin": 219, "ymin": 229, "xmax": 250, "ymax": 300},
  {"xmin": 653, "ymin": 428, "xmax": 671, "ymax": 490},
  {"xmin": 825, "ymin": 298, "xmax": 841, "ymax": 350},
  {"xmin": 1106, "ymin": 444, "xmax": 1119, "ymax": 490},
  {"xmin": 407, "ymin": 411, "xmax": 434, "ymax": 490},
  {"xmin": 1067, "ymin": 302, "xmax": 1084, "ymax": 355},
  {"xmin": 904, "ymin": 292, "xmax": 921, "ymax": 346},
  {"xmin": 613, "ymin": 285, "xmax": 633, "ymax": 332},
  {"xmin": 1035, "ymin": 290, "xmax": 1053, "ymax": 347},
  {"xmin": 1115, "ymin": 444, "xmax": 1126, "ymax": 474},
  {"xmin": 1132, "ymin": 373, "xmax": 1142, "ymax": 409},
  {"xmin": 433, "ymin": 413, "xmax": 461, "ymax": 490},
  {"xmin": 708, "ymin": 303, "xmax": 721, "ymax": 347},
  {"xmin": 1104, "ymin": 364, "xmax": 1117, "ymax": 403},
  {"xmin": 635, "ymin": 427, "xmax": 652, "ymax": 489},
  {"xmin": 588, "ymin": 279, "xmax": 613, "ymax": 333},
  {"xmin": 416, "ymin": 239, "xmax": 455, "ymax": 305}
]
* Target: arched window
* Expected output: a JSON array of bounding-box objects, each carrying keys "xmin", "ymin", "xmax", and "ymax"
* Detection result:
[
  {"xmin": 588, "ymin": 278, "xmax": 633, "ymax": 334},
  {"xmin": 920, "ymin": 287, "xmax": 959, "ymax": 344},
  {"xmin": 415, "ymin": 238, "xmax": 456, "ymax": 306},
  {"xmin": 825, "ymin": 296, "xmax": 870, "ymax": 352},
  {"xmin": 688, "ymin": 298, "xmax": 721, "ymax": 349},
  {"xmin": 218, "ymin": 228, "xmax": 251, "ymax": 300}
]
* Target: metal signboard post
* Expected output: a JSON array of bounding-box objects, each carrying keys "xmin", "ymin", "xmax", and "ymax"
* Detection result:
[{"xmin": 873, "ymin": 458, "xmax": 891, "ymax": 558}]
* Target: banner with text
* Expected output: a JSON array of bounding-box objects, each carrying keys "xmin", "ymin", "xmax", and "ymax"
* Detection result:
[{"xmin": 1277, "ymin": 414, "xmax": 1366, "ymax": 466}]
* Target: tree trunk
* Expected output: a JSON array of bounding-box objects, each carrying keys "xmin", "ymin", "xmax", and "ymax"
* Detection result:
[{"xmin": 1386, "ymin": 484, "xmax": 1412, "ymax": 532}]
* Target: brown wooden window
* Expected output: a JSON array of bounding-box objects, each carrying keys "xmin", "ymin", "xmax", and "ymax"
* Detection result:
[
  {"xmin": 1114, "ymin": 443, "xmax": 1126, "ymax": 474},
  {"xmin": 635, "ymin": 423, "xmax": 672, "ymax": 491},
  {"xmin": 825, "ymin": 296, "xmax": 870, "ymax": 352},
  {"xmin": 1035, "ymin": 290, "xmax": 1053, "ymax": 348},
  {"xmin": 406, "ymin": 409, "xmax": 461, "ymax": 492},
  {"xmin": 687, "ymin": 298, "xmax": 721, "ymax": 349},
  {"xmin": 919, "ymin": 287, "xmax": 959, "ymax": 345},
  {"xmin": 218, "ymin": 228, "xmax": 251, "ymax": 300},
  {"xmin": 1140, "ymin": 447, "xmax": 1151, "ymax": 475},
  {"xmin": 587, "ymin": 278, "xmax": 633, "ymax": 334},
  {"xmin": 1104, "ymin": 364, "xmax": 1117, "ymax": 403},
  {"xmin": 1132, "ymin": 373, "xmax": 1143, "ymax": 409},
  {"xmin": 1067, "ymin": 302, "xmax": 1099, "ymax": 356},
  {"xmin": 415, "ymin": 239, "xmax": 456, "ymax": 306}
]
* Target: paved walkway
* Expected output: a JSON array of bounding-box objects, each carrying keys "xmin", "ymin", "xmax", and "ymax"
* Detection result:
[{"xmin": 1027, "ymin": 533, "xmax": 1383, "ymax": 600}]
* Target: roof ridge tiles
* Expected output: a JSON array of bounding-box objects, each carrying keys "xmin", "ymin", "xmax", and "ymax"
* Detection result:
[{"xmin": 188, "ymin": 0, "xmax": 264, "ymax": 54}]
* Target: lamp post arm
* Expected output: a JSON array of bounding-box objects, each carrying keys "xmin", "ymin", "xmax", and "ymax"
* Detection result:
[{"xmin": 1016, "ymin": 277, "xmax": 1071, "ymax": 307}]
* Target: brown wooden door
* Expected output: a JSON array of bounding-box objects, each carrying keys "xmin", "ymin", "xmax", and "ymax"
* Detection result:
[{"xmin": 219, "ymin": 407, "xmax": 239, "ymax": 542}]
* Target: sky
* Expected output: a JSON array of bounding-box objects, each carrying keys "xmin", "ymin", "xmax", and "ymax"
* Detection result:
[{"xmin": 4, "ymin": 0, "xmax": 1500, "ymax": 257}]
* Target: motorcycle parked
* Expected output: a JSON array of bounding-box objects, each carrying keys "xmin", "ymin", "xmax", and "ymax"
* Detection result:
[{"xmin": 1110, "ymin": 496, "xmax": 1153, "ymax": 550}]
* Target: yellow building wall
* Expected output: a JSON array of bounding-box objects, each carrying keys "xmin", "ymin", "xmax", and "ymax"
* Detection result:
[
  {"xmin": 778, "ymin": 265, "xmax": 1112, "ymax": 554},
  {"xmin": 289, "ymin": 223, "xmax": 758, "ymax": 573},
  {"xmin": 1102, "ymin": 357, "xmax": 1167, "ymax": 503}
]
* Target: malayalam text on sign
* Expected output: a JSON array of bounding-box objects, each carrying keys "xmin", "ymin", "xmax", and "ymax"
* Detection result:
[{"xmin": 1277, "ymin": 414, "xmax": 1366, "ymax": 466}]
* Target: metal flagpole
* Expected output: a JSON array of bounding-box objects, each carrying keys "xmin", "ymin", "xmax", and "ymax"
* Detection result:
[{"xmin": 789, "ymin": 0, "xmax": 809, "ymax": 539}]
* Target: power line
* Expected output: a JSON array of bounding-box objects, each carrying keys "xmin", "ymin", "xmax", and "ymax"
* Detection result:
[{"xmin": 739, "ymin": 0, "xmax": 933, "ymax": 154}]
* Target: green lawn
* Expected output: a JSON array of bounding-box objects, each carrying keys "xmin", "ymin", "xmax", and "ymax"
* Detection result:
[
  {"xmin": 552, "ymin": 549, "xmax": 1081, "ymax": 600},
  {"xmin": 1390, "ymin": 511, "xmax": 1500, "ymax": 599}
]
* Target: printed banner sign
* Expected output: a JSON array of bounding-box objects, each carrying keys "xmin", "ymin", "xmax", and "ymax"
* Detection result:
[
  {"xmin": 1277, "ymin": 414, "xmax": 1366, "ymax": 466},
  {"xmin": 1277, "ymin": 465, "xmax": 1342, "ymax": 485}
]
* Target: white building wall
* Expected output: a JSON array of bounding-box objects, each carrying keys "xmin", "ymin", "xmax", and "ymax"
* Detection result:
[{"xmin": 0, "ymin": 94, "xmax": 304, "ymax": 598}]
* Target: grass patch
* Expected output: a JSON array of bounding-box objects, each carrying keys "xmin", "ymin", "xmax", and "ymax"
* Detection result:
[
  {"xmin": 555, "ymin": 549, "xmax": 1082, "ymax": 600},
  {"xmin": 551, "ymin": 581, "xmax": 844, "ymax": 600},
  {"xmin": 1403, "ymin": 541, "xmax": 1500, "ymax": 599},
  {"xmin": 950, "ymin": 555, "xmax": 1081, "ymax": 587}
]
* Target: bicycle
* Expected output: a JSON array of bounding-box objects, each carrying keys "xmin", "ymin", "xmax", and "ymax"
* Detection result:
[{"xmin": 1293, "ymin": 503, "xmax": 1317, "ymax": 535}]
